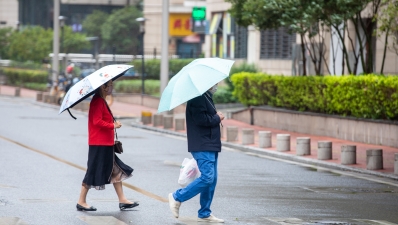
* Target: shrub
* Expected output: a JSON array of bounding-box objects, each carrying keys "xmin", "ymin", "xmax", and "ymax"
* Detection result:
[
  {"xmin": 3, "ymin": 67, "xmax": 48, "ymax": 85},
  {"xmin": 132, "ymin": 58, "xmax": 194, "ymax": 79},
  {"xmin": 231, "ymin": 73, "xmax": 398, "ymax": 120},
  {"xmin": 213, "ymin": 86, "xmax": 238, "ymax": 104},
  {"xmin": 9, "ymin": 61, "xmax": 43, "ymax": 70},
  {"xmin": 227, "ymin": 62, "xmax": 259, "ymax": 89},
  {"xmin": 132, "ymin": 59, "xmax": 160, "ymax": 79},
  {"xmin": 23, "ymin": 82, "xmax": 48, "ymax": 91},
  {"xmin": 114, "ymin": 79, "xmax": 160, "ymax": 96}
]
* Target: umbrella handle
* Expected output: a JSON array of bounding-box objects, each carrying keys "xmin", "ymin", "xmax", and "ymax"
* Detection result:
[{"xmin": 67, "ymin": 109, "xmax": 77, "ymax": 120}]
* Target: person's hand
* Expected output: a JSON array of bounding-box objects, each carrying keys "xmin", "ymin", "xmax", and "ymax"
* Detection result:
[
  {"xmin": 114, "ymin": 120, "xmax": 122, "ymax": 129},
  {"xmin": 217, "ymin": 112, "xmax": 225, "ymax": 121}
]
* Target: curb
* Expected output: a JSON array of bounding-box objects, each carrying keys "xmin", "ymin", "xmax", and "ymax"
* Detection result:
[{"xmin": 130, "ymin": 122, "xmax": 398, "ymax": 181}]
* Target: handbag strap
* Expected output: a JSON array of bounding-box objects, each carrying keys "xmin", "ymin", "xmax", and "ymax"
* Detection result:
[{"xmin": 103, "ymin": 98, "xmax": 118, "ymax": 141}]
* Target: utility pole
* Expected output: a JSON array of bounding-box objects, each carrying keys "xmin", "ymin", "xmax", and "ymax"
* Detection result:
[
  {"xmin": 51, "ymin": 0, "xmax": 60, "ymax": 95},
  {"xmin": 160, "ymin": 0, "xmax": 169, "ymax": 95}
]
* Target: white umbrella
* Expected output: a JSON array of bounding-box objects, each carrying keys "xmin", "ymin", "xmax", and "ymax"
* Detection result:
[
  {"xmin": 59, "ymin": 64, "xmax": 132, "ymax": 119},
  {"xmin": 158, "ymin": 58, "xmax": 235, "ymax": 113}
]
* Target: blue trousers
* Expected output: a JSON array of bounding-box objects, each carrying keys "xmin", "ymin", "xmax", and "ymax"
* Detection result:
[{"xmin": 173, "ymin": 151, "xmax": 218, "ymax": 218}]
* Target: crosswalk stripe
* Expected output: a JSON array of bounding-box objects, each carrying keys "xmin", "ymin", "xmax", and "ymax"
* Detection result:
[
  {"xmin": 0, "ymin": 217, "xmax": 29, "ymax": 225},
  {"xmin": 77, "ymin": 216, "xmax": 128, "ymax": 225}
]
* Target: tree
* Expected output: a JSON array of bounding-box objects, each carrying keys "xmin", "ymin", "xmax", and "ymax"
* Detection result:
[
  {"xmin": 0, "ymin": 27, "xmax": 13, "ymax": 59},
  {"xmin": 229, "ymin": 0, "xmax": 383, "ymax": 75},
  {"xmin": 228, "ymin": 0, "xmax": 323, "ymax": 75},
  {"xmin": 323, "ymin": 0, "xmax": 383, "ymax": 75},
  {"xmin": 6, "ymin": 26, "xmax": 89, "ymax": 63},
  {"xmin": 375, "ymin": 0, "xmax": 398, "ymax": 74},
  {"xmin": 82, "ymin": 10, "xmax": 109, "ymax": 50},
  {"xmin": 62, "ymin": 26, "xmax": 90, "ymax": 53},
  {"xmin": 7, "ymin": 26, "xmax": 53, "ymax": 62},
  {"xmin": 101, "ymin": 6, "xmax": 142, "ymax": 54}
]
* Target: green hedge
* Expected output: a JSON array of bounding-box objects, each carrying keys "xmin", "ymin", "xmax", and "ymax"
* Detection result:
[
  {"xmin": 23, "ymin": 82, "xmax": 48, "ymax": 91},
  {"xmin": 114, "ymin": 79, "xmax": 160, "ymax": 96},
  {"xmin": 227, "ymin": 62, "xmax": 259, "ymax": 90},
  {"xmin": 231, "ymin": 73, "xmax": 398, "ymax": 120},
  {"xmin": 132, "ymin": 59, "xmax": 194, "ymax": 79},
  {"xmin": 3, "ymin": 67, "xmax": 48, "ymax": 85},
  {"xmin": 213, "ymin": 86, "xmax": 238, "ymax": 104}
]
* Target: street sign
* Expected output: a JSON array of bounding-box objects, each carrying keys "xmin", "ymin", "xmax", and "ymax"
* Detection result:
[{"xmin": 192, "ymin": 7, "xmax": 206, "ymax": 21}]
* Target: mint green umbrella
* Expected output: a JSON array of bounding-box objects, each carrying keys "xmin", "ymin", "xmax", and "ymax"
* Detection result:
[{"xmin": 158, "ymin": 58, "xmax": 235, "ymax": 113}]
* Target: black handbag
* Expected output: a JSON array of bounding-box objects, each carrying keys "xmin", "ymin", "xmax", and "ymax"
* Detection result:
[
  {"xmin": 104, "ymin": 99, "xmax": 123, "ymax": 154},
  {"xmin": 114, "ymin": 132, "xmax": 123, "ymax": 154}
]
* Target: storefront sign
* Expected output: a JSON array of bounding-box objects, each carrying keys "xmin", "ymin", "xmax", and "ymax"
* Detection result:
[{"xmin": 169, "ymin": 14, "xmax": 193, "ymax": 36}]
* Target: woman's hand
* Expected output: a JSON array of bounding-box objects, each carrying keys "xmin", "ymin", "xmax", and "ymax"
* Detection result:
[
  {"xmin": 217, "ymin": 112, "xmax": 225, "ymax": 121},
  {"xmin": 114, "ymin": 120, "xmax": 122, "ymax": 129}
]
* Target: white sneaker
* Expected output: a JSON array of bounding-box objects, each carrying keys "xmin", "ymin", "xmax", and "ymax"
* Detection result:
[
  {"xmin": 168, "ymin": 193, "xmax": 181, "ymax": 218},
  {"xmin": 198, "ymin": 214, "xmax": 225, "ymax": 223}
]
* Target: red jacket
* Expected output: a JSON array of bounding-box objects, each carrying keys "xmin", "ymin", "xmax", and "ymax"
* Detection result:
[{"xmin": 88, "ymin": 94, "xmax": 114, "ymax": 146}]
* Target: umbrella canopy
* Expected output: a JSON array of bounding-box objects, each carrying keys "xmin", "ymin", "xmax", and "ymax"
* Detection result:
[
  {"xmin": 157, "ymin": 58, "xmax": 234, "ymax": 113},
  {"xmin": 59, "ymin": 64, "xmax": 132, "ymax": 119}
]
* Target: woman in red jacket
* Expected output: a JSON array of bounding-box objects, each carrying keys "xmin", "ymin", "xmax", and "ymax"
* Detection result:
[{"xmin": 76, "ymin": 80, "xmax": 138, "ymax": 211}]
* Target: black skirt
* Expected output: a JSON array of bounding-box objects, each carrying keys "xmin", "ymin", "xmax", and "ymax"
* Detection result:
[{"xmin": 82, "ymin": 145, "xmax": 133, "ymax": 190}]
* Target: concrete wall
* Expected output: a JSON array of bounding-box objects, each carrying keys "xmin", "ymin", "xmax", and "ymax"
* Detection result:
[
  {"xmin": 230, "ymin": 109, "xmax": 251, "ymax": 125},
  {"xmin": 232, "ymin": 107, "xmax": 398, "ymax": 148}
]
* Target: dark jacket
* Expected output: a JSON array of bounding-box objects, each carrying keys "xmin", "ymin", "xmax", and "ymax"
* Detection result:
[{"xmin": 186, "ymin": 92, "xmax": 221, "ymax": 152}]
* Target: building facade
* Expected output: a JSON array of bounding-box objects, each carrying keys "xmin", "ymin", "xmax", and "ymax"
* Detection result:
[
  {"xmin": 144, "ymin": 0, "xmax": 398, "ymax": 75},
  {"xmin": 144, "ymin": 0, "xmax": 295, "ymax": 74},
  {"xmin": 144, "ymin": 0, "xmax": 205, "ymax": 58},
  {"xmin": 0, "ymin": 0, "xmax": 18, "ymax": 29},
  {"xmin": 17, "ymin": 0, "xmax": 138, "ymax": 30}
]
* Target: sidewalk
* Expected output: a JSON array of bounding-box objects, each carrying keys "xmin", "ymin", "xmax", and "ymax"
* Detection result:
[
  {"xmin": 2, "ymin": 85, "xmax": 397, "ymax": 179},
  {"xmin": 0, "ymin": 85, "xmax": 38, "ymax": 98}
]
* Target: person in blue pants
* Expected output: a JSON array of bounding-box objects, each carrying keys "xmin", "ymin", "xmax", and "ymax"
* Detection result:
[{"xmin": 168, "ymin": 84, "xmax": 225, "ymax": 223}]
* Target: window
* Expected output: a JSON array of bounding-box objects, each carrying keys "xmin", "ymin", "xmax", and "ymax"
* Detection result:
[
  {"xmin": 260, "ymin": 27, "xmax": 296, "ymax": 59},
  {"xmin": 234, "ymin": 24, "xmax": 248, "ymax": 59}
]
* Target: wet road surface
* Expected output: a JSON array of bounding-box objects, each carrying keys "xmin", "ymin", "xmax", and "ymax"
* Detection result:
[{"xmin": 0, "ymin": 96, "xmax": 398, "ymax": 225}]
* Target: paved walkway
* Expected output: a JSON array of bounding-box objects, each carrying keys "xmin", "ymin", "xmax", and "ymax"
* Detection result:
[{"xmin": 2, "ymin": 85, "xmax": 397, "ymax": 177}]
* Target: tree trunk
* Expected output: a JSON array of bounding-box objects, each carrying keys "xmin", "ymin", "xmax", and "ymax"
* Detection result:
[
  {"xmin": 333, "ymin": 23, "xmax": 352, "ymax": 74},
  {"xmin": 300, "ymin": 33, "xmax": 307, "ymax": 76},
  {"xmin": 381, "ymin": 27, "xmax": 390, "ymax": 74}
]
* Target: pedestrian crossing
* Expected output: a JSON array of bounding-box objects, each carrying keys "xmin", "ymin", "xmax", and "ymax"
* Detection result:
[{"xmin": 0, "ymin": 216, "xmax": 397, "ymax": 225}]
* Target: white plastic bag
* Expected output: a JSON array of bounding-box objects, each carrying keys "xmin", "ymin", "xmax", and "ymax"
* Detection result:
[{"xmin": 178, "ymin": 158, "xmax": 201, "ymax": 187}]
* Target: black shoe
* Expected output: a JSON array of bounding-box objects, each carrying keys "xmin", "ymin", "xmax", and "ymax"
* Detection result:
[
  {"xmin": 76, "ymin": 204, "xmax": 97, "ymax": 211},
  {"xmin": 119, "ymin": 202, "xmax": 139, "ymax": 210}
]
